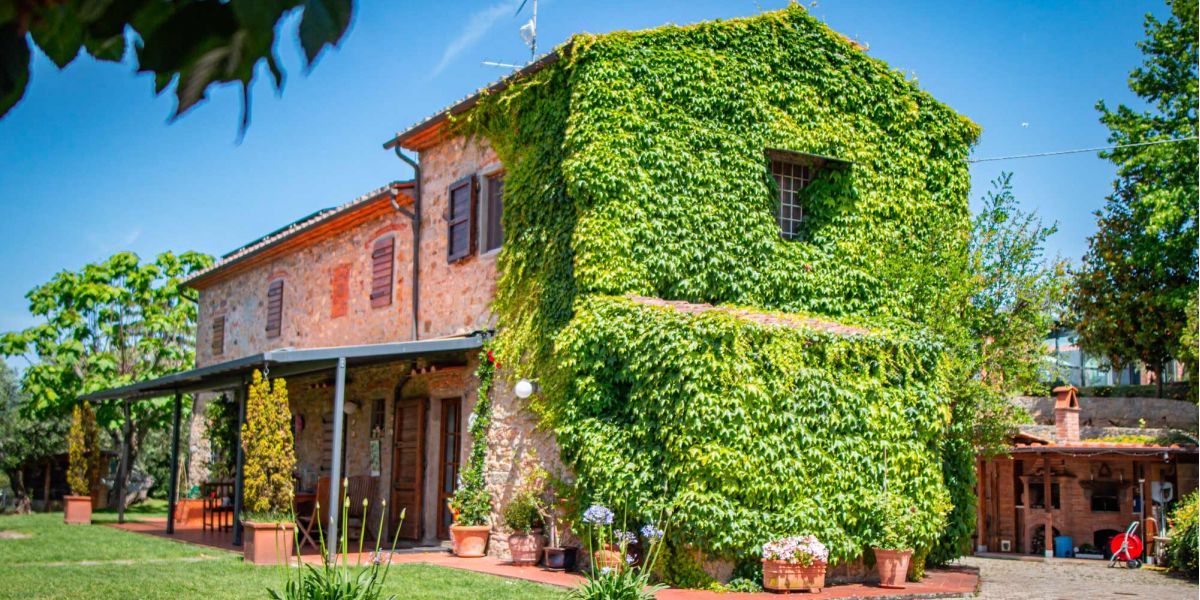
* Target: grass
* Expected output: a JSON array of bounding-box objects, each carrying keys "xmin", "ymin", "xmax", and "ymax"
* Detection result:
[{"xmin": 0, "ymin": 512, "xmax": 568, "ymax": 600}]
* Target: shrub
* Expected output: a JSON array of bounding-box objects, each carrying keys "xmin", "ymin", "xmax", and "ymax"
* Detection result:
[
  {"xmin": 270, "ymin": 500, "xmax": 404, "ymax": 600},
  {"xmin": 503, "ymin": 492, "xmax": 543, "ymax": 533},
  {"xmin": 66, "ymin": 401, "xmax": 99, "ymax": 497},
  {"xmin": 242, "ymin": 370, "xmax": 296, "ymax": 520},
  {"xmin": 872, "ymin": 493, "xmax": 950, "ymax": 552},
  {"xmin": 1166, "ymin": 491, "xmax": 1198, "ymax": 577}
]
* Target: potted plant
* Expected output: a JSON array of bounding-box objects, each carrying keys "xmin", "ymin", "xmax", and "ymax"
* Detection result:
[
  {"xmin": 761, "ymin": 535, "xmax": 829, "ymax": 593},
  {"xmin": 64, "ymin": 401, "xmax": 100, "ymax": 525},
  {"xmin": 871, "ymin": 494, "xmax": 942, "ymax": 589},
  {"xmin": 448, "ymin": 347, "xmax": 498, "ymax": 557},
  {"xmin": 503, "ymin": 491, "xmax": 545, "ymax": 566},
  {"xmin": 240, "ymin": 370, "xmax": 297, "ymax": 565},
  {"xmin": 542, "ymin": 476, "xmax": 580, "ymax": 571}
]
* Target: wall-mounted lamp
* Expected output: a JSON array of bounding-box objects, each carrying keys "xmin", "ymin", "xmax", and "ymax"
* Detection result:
[
  {"xmin": 343, "ymin": 400, "xmax": 360, "ymax": 415},
  {"xmin": 514, "ymin": 378, "xmax": 539, "ymax": 399}
]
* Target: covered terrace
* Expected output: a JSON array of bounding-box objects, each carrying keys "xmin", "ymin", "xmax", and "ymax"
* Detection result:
[{"xmin": 81, "ymin": 334, "xmax": 485, "ymax": 560}]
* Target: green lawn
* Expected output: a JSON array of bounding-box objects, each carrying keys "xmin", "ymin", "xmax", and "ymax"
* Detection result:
[{"xmin": 0, "ymin": 512, "xmax": 568, "ymax": 600}]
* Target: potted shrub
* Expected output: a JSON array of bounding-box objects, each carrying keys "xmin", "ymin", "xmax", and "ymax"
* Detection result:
[
  {"xmin": 761, "ymin": 535, "xmax": 829, "ymax": 593},
  {"xmin": 240, "ymin": 370, "xmax": 297, "ymax": 565},
  {"xmin": 64, "ymin": 401, "xmax": 100, "ymax": 525},
  {"xmin": 448, "ymin": 347, "xmax": 498, "ymax": 557},
  {"xmin": 871, "ymin": 494, "xmax": 946, "ymax": 589},
  {"xmin": 503, "ymin": 492, "xmax": 545, "ymax": 566}
]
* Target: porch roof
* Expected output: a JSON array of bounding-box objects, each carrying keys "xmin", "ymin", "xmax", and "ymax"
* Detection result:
[{"xmin": 79, "ymin": 333, "xmax": 486, "ymax": 402}]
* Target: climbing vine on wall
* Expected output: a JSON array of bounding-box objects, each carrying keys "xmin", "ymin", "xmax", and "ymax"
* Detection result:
[
  {"xmin": 458, "ymin": 5, "xmax": 981, "ymax": 575},
  {"xmin": 449, "ymin": 346, "xmax": 497, "ymax": 526}
]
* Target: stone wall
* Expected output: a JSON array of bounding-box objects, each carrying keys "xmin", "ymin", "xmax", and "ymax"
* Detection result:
[
  {"xmin": 483, "ymin": 372, "xmax": 569, "ymax": 558},
  {"xmin": 185, "ymin": 133, "xmax": 506, "ymax": 490}
]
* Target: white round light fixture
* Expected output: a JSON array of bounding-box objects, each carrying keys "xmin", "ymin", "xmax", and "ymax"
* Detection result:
[{"xmin": 514, "ymin": 378, "xmax": 536, "ymax": 399}]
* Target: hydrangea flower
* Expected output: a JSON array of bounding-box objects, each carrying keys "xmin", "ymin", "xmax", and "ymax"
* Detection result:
[
  {"xmin": 615, "ymin": 530, "xmax": 638, "ymax": 545},
  {"xmin": 582, "ymin": 504, "xmax": 614, "ymax": 525},
  {"xmin": 640, "ymin": 524, "xmax": 664, "ymax": 541}
]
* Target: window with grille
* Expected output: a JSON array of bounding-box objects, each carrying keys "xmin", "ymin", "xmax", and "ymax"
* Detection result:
[
  {"xmin": 265, "ymin": 279, "xmax": 284, "ymax": 338},
  {"xmin": 481, "ymin": 173, "xmax": 504, "ymax": 253},
  {"xmin": 771, "ymin": 158, "xmax": 812, "ymax": 240}
]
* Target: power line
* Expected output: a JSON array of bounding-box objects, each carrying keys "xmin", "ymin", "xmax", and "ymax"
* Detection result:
[{"xmin": 967, "ymin": 136, "xmax": 1198, "ymax": 164}]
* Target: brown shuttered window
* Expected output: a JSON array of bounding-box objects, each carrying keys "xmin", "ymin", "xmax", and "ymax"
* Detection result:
[
  {"xmin": 265, "ymin": 279, "xmax": 284, "ymax": 338},
  {"xmin": 447, "ymin": 176, "xmax": 476, "ymax": 263},
  {"xmin": 211, "ymin": 315, "xmax": 225, "ymax": 356},
  {"xmin": 482, "ymin": 173, "xmax": 504, "ymax": 253},
  {"xmin": 370, "ymin": 236, "xmax": 395, "ymax": 308}
]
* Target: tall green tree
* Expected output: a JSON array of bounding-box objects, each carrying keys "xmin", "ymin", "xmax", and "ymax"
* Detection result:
[
  {"xmin": 1075, "ymin": 0, "xmax": 1198, "ymax": 396},
  {"xmin": 0, "ymin": 250, "xmax": 212, "ymax": 501},
  {"xmin": 931, "ymin": 173, "xmax": 1068, "ymax": 565},
  {"xmin": 0, "ymin": 358, "xmax": 68, "ymax": 513},
  {"xmin": 0, "ymin": 0, "xmax": 354, "ymax": 130}
]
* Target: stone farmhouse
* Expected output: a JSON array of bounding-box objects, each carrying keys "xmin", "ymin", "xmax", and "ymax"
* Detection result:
[{"xmin": 86, "ymin": 6, "xmax": 1001, "ymax": 573}]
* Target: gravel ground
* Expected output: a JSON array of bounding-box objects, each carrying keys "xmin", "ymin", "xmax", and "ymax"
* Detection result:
[{"xmin": 960, "ymin": 556, "xmax": 1198, "ymax": 600}]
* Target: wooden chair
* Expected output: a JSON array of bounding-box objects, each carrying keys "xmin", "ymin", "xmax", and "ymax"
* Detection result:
[
  {"xmin": 296, "ymin": 476, "xmax": 332, "ymax": 550},
  {"xmin": 344, "ymin": 475, "xmax": 379, "ymax": 542}
]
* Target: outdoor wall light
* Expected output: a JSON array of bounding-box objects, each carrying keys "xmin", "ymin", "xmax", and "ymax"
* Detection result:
[
  {"xmin": 514, "ymin": 378, "xmax": 539, "ymax": 399},
  {"xmin": 343, "ymin": 400, "xmax": 360, "ymax": 415}
]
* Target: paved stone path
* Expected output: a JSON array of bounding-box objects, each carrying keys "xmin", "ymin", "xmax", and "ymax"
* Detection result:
[{"xmin": 962, "ymin": 556, "xmax": 1197, "ymax": 600}]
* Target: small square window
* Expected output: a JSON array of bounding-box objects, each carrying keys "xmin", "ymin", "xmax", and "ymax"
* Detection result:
[{"xmin": 770, "ymin": 158, "xmax": 812, "ymax": 240}]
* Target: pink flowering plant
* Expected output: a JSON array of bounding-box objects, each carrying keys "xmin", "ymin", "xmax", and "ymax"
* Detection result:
[{"xmin": 762, "ymin": 535, "xmax": 829, "ymax": 567}]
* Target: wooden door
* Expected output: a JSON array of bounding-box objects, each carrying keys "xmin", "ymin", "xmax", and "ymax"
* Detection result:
[
  {"xmin": 391, "ymin": 397, "xmax": 426, "ymax": 541},
  {"xmin": 436, "ymin": 398, "xmax": 463, "ymax": 540}
]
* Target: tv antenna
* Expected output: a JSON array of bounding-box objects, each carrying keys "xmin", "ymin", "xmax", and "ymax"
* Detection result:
[
  {"xmin": 516, "ymin": 0, "xmax": 537, "ymax": 58},
  {"xmin": 483, "ymin": 0, "xmax": 538, "ymax": 70}
]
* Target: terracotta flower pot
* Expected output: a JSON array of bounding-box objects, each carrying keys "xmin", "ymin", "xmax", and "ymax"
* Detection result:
[
  {"xmin": 450, "ymin": 524, "xmax": 491, "ymax": 557},
  {"xmin": 63, "ymin": 495, "xmax": 92, "ymax": 525},
  {"xmin": 762, "ymin": 559, "xmax": 826, "ymax": 593},
  {"xmin": 873, "ymin": 547, "xmax": 913, "ymax": 589},
  {"xmin": 508, "ymin": 531, "xmax": 545, "ymax": 566},
  {"xmin": 243, "ymin": 521, "xmax": 295, "ymax": 566},
  {"xmin": 593, "ymin": 544, "xmax": 626, "ymax": 572}
]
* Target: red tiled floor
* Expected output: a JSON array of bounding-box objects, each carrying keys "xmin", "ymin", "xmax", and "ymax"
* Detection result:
[{"xmin": 112, "ymin": 520, "xmax": 979, "ymax": 599}]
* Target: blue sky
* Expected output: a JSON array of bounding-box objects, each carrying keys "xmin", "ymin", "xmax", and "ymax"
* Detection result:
[{"xmin": 0, "ymin": 0, "xmax": 1165, "ymax": 333}]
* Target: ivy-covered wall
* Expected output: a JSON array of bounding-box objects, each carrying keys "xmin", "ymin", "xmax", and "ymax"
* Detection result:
[{"xmin": 457, "ymin": 5, "xmax": 980, "ymax": 576}]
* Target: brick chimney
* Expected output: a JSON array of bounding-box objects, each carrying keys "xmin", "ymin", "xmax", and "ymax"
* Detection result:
[{"xmin": 1053, "ymin": 384, "xmax": 1080, "ymax": 443}]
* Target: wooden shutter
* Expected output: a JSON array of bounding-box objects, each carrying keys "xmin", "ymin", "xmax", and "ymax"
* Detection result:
[
  {"xmin": 446, "ymin": 176, "xmax": 476, "ymax": 262},
  {"xmin": 265, "ymin": 279, "xmax": 284, "ymax": 338},
  {"xmin": 483, "ymin": 174, "xmax": 504, "ymax": 252},
  {"xmin": 211, "ymin": 315, "xmax": 225, "ymax": 355},
  {"xmin": 370, "ymin": 237, "xmax": 395, "ymax": 307}
]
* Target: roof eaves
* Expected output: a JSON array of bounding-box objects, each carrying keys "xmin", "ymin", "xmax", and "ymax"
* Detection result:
[
  {"xmin": 184, "ymin": 180, "xmax": 414, "ymax": 287},
  {"xmin": 382, "ymin": 46, "xmax": 568, "ymax": 151}
]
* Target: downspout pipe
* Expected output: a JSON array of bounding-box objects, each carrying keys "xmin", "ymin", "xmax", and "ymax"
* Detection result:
[{"xmin": 392, "ymin": 147, "xmax": 421, "ymax": 341}]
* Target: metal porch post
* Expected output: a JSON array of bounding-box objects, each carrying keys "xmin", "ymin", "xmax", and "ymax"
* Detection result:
[
  {"xmin": 327, "ymin": 356, "xmax": 347, "ymax": 563},
  {"xmin": 117, "ymin": 398, "xmax": 132, "ymax": 524},
  {"xmin": 232, "ymin": 385, "xmax": 247, "ymax": 546},
  {"xmin": 166, "ymin": 392, "xmax": 183, "ymax": 534}
]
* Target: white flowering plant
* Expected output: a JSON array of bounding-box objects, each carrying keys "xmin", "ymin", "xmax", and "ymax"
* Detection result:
[{"xmin": 761, "ymin": 535, "xmax": 829, "ymax": 567}]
